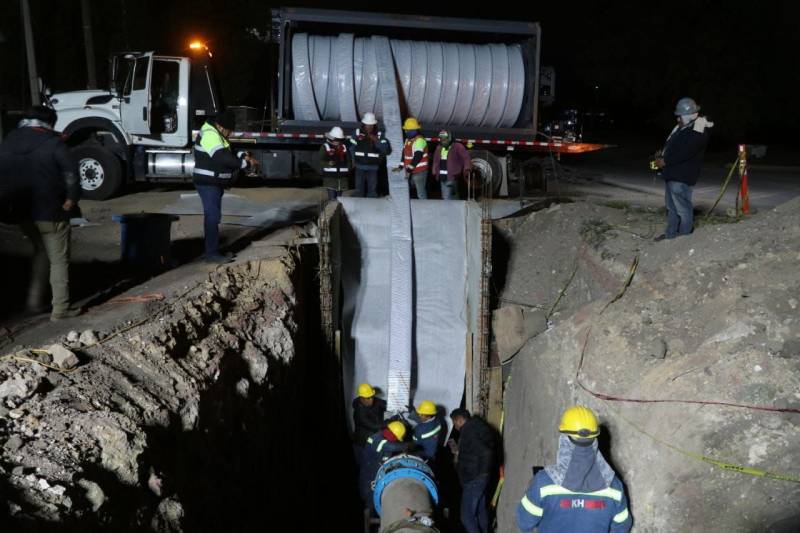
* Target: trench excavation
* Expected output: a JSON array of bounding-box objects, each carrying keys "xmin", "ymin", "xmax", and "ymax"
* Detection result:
[
  {"xmin": 2, "ymin": 196, "xmax": 800, "ymax": 532},
  {"xmin": 0, "ymin": 242, "xmax": 362, "ymax": 531}
]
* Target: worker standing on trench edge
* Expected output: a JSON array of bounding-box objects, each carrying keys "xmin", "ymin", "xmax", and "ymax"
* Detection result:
[
  {"xmin": 516, "ymin": 405, "xmax": 632, "ymax": 533},
  {"xmin": 432, "ymin": 130, "xmax": 472, "ymax": 200},
  {"xmin": 192, "ymin": 108, "xmax": 259, "ymax": 264},
  {"xmin": 349, "ymin": 113, "xmax": 389, "ymax": 198},
  {"xmin": 0, "ymin": 106, "xmax": 82, "ymax": 321},
  {"xmin": 359, "ymin": 420, "xmax": 411, "ymax": 508},
  {"xmin": 400, "ymin": 117, "xmax": 430, "ymax": 199},
  {"xmin": 412, "ymin": 400, "xmax": 445, "ymax": 462},
  {"xmin": 352, "ymin": 383, "xmax": 387, "ymax": 468},
  {"xmin": 450, "ymin": 408, "xmax": 496, "ymax": 533},
  {"xmin": 653, "ymin": 97, "xmax": 713, "ymax": 241},
  {"xmin": 319, "ymin": 126, "xmax": 351, "ymax": 198}
]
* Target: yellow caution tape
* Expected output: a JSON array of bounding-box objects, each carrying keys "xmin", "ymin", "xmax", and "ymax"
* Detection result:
[{"xmin": 603, "ymin": 401, "xmax": 800, "ymax": 484}]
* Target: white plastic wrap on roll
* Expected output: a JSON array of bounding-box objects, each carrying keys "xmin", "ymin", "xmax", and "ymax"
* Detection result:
[{"xmin": 291, "ymin": 33, "xmax": 526, "ymax": 127}]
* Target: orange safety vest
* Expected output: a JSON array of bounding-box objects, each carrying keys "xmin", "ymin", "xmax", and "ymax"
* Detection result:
[{"xmin": 402, "ymin": 135, "xmax": 429, "ymax": 174}]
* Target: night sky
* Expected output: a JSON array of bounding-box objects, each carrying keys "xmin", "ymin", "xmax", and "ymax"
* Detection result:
[{"xmin": 1, "ymin": 0, "xmax": 798, "ymax": 146}]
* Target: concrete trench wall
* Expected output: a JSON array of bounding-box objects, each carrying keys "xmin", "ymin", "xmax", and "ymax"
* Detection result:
[{"xmin": 0, "ymin": 249, "xmax": 359, "ymax": 531}]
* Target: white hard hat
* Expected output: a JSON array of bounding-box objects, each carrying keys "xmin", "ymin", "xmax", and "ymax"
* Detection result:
[
  {"xmin": 361, "ymin": 112, "xmax": 378, "ymax": 125},
  {"xmin": 326, "ymin": 126, "xmax": 345, "ymax": 140}
]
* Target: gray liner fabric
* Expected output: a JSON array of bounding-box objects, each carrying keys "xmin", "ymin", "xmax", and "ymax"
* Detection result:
[
  {"xmin": 291, "ymin": 34, "xmax": 525, "ymax": 128},
  {"xmin": 339, "ymin": 198, "xmax": 481, "ymax": 431},
  {"xmin": 374, "ymin": 35, "xmax": 413, "ymax": 414}
]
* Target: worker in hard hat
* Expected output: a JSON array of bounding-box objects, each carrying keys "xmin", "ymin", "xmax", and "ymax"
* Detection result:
[
  {"xmin": 193, "ymin": 108, "xmax": 259, "ymax": 263},
  {"xmin": 360, "ymin": 421, "xmax": 410, "ymax": 507},
  {"xmin": 450, "ymin": 408, "xmax": 496, "ymax": 533},
  {"xmin": 432, "ymin": 130, "xmax": 472, "ymax": 200},
  {"xmin": 400, "ymin": 117, "xmax": 430, "ymax": 199},
  {"xmin": 352, "ymin": 383, "xmax": 387, "ymax": 467},
  {"xmin": 319, "ymin": 126, "xmax": 350, "ymax": 198},
  {"xmin": 412, "ymin": 400, "xmax": 444, "ymax": 461},
  {"xmin": 349, "ymin": 113, "xmax": 389, "ymax": 198},
  {"xmin": 653, "ymin": 97, "xmax": 713, "ymax": 241},
  {"xmin": 516, "ymin": 405, "xmax": 632, "ymax": 532}
]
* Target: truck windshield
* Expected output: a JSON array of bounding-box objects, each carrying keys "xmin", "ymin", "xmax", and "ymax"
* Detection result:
[{"xmin": 111, "ymin": 55, "xmax": 136, "ymax": 97}]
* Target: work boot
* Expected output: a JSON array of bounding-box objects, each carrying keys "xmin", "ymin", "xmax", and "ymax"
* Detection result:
[
  {"xmin": 203, "ymin": 253, "xmax": 234, "ymax": 264},
  {"xmin": 653, "ymin": 234, "xmax": 667, "ymax": 242},
  {"xmin": 50, "ymin": 307, "xmax": 83, "ymax": 322}
]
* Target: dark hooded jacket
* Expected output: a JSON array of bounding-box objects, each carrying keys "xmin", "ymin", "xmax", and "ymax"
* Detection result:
[{"xmin": 0, "ymin": 124, "xmax": 79, "ymax": 222}]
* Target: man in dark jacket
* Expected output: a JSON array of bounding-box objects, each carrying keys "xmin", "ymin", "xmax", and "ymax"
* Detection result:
[
  {"xmin": 192, "ymin": 109, "xmax": 258, "ymax": 263},
  {"xmin": 352, "ymin": 383, "xmax": 387, "ymax": 463},
  {"xmin": 360, "ymin": 421, "xmax": 409, "ymax": 508},
  {"xmin": 451, "ymin": 408, "xmax": 495, "ymax": 533},
  {"xmin": 654, "ymin": 97, "xmax": 713, "ymax": 240},
  {"xmin": 0, "ymin": 106, "xmax": 81, "ymax": 320},
  {"xmin": 516, "ymin": 406, "xmax": 631, "ymax": 532},
  {"xmin": 432, "ymin": 130, "xmax": 472, "ymax": 200},
  {"xmin": 349, "ymin": 113, "xmax": 389, "ymax": 198}
]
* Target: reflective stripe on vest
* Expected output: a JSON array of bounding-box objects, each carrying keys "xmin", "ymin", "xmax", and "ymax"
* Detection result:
[
  {"xmin": 193, "ymin": 122, "xmax": 233, "ymax": 179},
  {"xmin": 194, "ymin": 168, "xmax": 232, "ymax": 179},
  {"xmin": 403, "ymin": 136, "xmax": 429, "ymax": 173},
  {"xmin": 613, "ymin": 509, "xmax": 630, "ymax": 523},
  {"xmin": 376, "ymin": 439, "xmax": 388, "ymax": 453},
  {"xmin": 520, "ymin": 495, "xmax": 544, "ymax": 517},
  {"xmin": 438, "ymin": 146, "xmax": 450, "ymax": 175},
  {"xmin": 323, "ymin": 167, "xmax": 349, "ymax": 173},
  {"xmin": 539, "ymin": 485, "xmax": 623, "ymax": 502},
  {"xmin": 196, "ymin": 123, "xmax": 229, "ymax": 157},
  {"xmin": 420, "ymin": 425, "xmax": 441, "ymax": 440}
]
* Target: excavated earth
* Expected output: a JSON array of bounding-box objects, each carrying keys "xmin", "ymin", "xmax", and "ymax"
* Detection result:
[
  {"xmin": 0, "ymin": 251, "xmax": 358, "ymax": 531},
  {"xmin": 496, "ymin": 199, "xmax": 800, "ymax": 532}
]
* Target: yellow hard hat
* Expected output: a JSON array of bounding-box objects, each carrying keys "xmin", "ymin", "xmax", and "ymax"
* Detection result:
[
  {"xmin": 559, "ymin": 405, "xmax": 600, "ymax": 439},
  {"xmin": 402, "ymin": 117, "xmax": 421, "ymax": 131},
  {"xmin": 357, "ymin": 383, "xmax": 376, "ymax": 398},
  {"xmin": 387, "ymin": 420, "xmax": 407, "ymax": 441},
  {"xmin": 416, "ymin": 400, "xmax": 437, "ymax": 416}
]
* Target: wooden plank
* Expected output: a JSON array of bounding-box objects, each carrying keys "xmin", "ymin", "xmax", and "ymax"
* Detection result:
[
  {"xmin": 465, "ymin": 332, "xmax": 474, "ymax": 413},
  {"xmin": 486, "ymin": 367, "xmax": 504, "ymax": 432}
]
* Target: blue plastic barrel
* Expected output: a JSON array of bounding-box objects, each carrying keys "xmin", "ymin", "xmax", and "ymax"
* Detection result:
[{"xmin": 112, "ymin": 213, "xmax": 179, "ymax": 270}]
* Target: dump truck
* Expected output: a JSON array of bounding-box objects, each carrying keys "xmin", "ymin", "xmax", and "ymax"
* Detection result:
[{"xmin": 48, "ymin": 7, "xmax": 603, "ymax": 200}]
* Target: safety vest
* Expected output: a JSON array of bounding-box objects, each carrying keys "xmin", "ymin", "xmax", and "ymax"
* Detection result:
[
  {"xmin": 321, "ymin": 142, "xmax": 350, "ymax": 175},
  {"xmin": 403, "ymin": 135, "xmax": 429, "ymax": 174},
  {"xmin": 438, "ymin": 146, "xmax": 450, "ymax": 176},
  {"xmin": 412, "ymin": 418, "xmax": 443, "ymax": 460},
  {"xmin": 350, "ymin": 128, "xmax": 386, "ymax": 167},
  {"xmin": 193, "ymin": 122, "xmax": 234, "ymax": 181}
]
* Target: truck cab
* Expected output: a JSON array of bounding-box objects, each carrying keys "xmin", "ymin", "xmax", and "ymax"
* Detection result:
[{"xmin": 50, "ymin": 48, "xmax": 218, "ymax": 199}]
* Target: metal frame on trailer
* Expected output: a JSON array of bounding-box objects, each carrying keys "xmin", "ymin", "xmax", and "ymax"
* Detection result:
[{"xmin": 270, "ymin": 7, "xmax": 541, "ymax": 138}]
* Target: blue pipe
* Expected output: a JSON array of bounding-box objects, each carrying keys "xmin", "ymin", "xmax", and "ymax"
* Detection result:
[{"xmin": 372, "ymin": 455, "xmax": 439, "ymax": 516}]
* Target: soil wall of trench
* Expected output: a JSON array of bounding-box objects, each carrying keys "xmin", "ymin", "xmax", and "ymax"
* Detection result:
[
  {"xmin": 494, "ymin": 200, "xmax": 800, "ymax": 532},
  {"xmin": 0, "ymin": 249, "xmax": 359, "ymax": 531}
]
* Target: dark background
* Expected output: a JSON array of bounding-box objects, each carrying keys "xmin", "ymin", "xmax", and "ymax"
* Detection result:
[{"xmin": 1, "ymin": 0, "xmax": 798, "ymax": 148}]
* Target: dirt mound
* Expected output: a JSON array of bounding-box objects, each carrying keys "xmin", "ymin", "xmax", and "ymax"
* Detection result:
[
  {"xmin": 496, "ymin": 199, "xmax": 800, "ymax": 531},
  {"xmin": 0, "ymin": 252, "xmax": 356, "ymax": 531}
]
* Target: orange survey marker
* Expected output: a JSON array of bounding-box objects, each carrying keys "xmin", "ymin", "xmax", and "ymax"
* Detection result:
[{"xmin": 738, "ymin": 144, "xmax": 750, "ymax": 215}]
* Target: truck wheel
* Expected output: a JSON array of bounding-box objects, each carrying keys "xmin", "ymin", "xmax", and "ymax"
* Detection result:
[
  {"xmin": 71, "ymin": 144, "xmax": 123, "ymax": 200},
  {"xmin": 469, "ymin": 150, "xmax": 503, "ymax": 195}
]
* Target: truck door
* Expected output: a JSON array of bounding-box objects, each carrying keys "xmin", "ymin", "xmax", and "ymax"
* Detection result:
[{"xmin": 121, "ymin": 52, "xmax": 154, "ymax": 135}]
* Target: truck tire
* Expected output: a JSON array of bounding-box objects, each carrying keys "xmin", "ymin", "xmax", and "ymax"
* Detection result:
[
  {"xmin": 469, "ymin": 149, "xmax": 503, "ymax": 195},
  {"xmin": 72, "ymin": 144, "xmax": 123, "ymax": 200}
]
